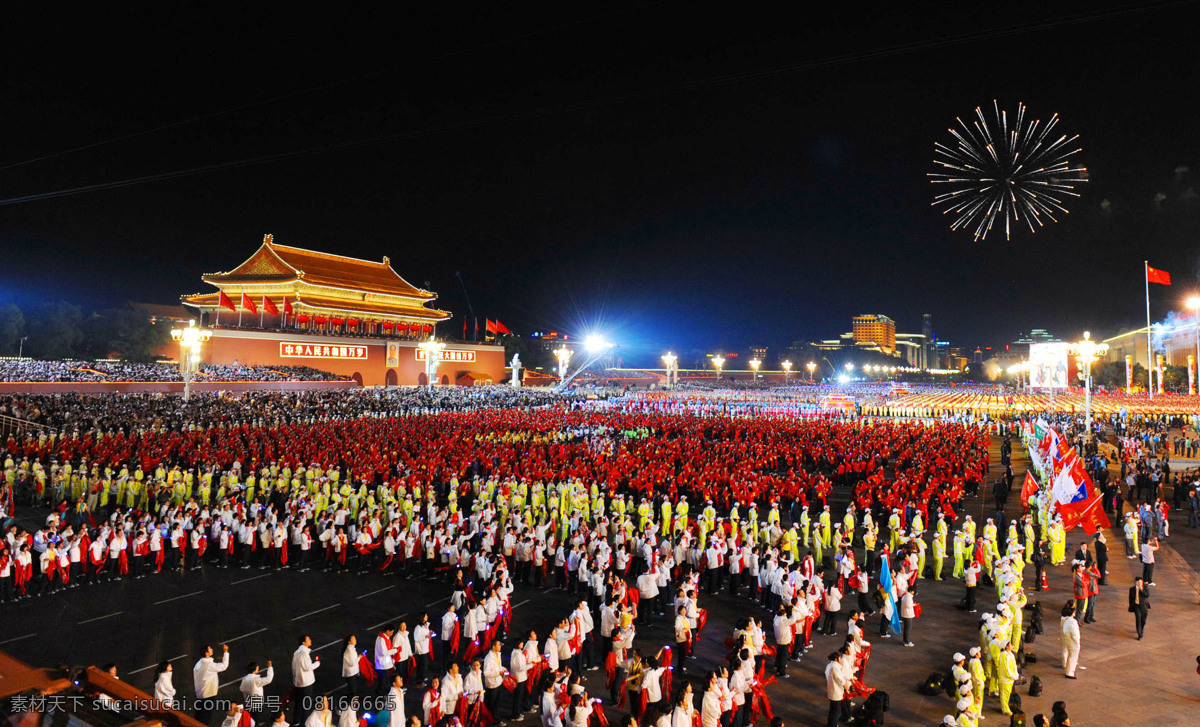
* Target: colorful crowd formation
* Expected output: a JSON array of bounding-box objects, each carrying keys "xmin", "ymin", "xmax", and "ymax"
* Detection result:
[
  {"xmin": 0, "ymin": 359, "xmax": 350, "ymax": 383},
  {"xmin": 1, "ymin": 384, "xmax": 1142, "ymax": 727}
]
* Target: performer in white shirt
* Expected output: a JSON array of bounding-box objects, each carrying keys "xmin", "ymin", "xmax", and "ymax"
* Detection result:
[{"xmin": 193, "ymin": 644, "xmax": 230, "ymax": 724}]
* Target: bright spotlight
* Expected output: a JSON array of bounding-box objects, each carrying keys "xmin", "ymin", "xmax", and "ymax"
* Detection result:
[
  {"xmin": 583, "ymin": 335, "xmax": 611, "ymax": 353},
  {"xmin": 837, "ymin": 374, "xmax": 849, "ymax": 384}
]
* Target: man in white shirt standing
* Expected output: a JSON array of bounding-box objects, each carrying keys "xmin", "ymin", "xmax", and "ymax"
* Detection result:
[
  {"xmin": 193, "ymin": 644, "xmax": 230, "ymax": 724},
  {"xmin": 509, "ymin": 636, "xmax": 530, "ymax": 718},
  {"xmin": 386, "ymin": 673, "xmax": 405, "ymax": 727},
  {"xmin": 482, "ymin": 640, "xmax": 505, "ymax": 720},
  {"xmin": 637, "ymin": 566, "xmax": 660, "ymax": 626},
  {"xmin": 824, "ymin": 649, "xmax": 850, "ymax": 727},
  {"xmin": 773, "ymin": 605, "xmax": 794, "ymax": 678},
  {"xmin": 239, "ymin": 660, "xmax": 274, "ymax": 718},
  {"xmin": 1060, "ymin": 601, "xmax": 1081, "ymax": 678},
  {"xmin": 375, "ymin": 626, "xmax": 398, "ymax": 697},
  {"xmin": 291, "ymin": 635, "xmax": 321, "ymax": 726}
]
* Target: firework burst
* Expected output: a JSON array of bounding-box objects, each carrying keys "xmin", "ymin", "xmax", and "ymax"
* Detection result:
[{"xmin": 930, "ymin": 101, "xmax": 1087, "ymax": 241}]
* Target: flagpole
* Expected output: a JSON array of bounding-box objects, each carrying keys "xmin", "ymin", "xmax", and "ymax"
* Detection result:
[{"xmin": 1146, "ymin": 260, "xmax": 1153, "ymax": 399}]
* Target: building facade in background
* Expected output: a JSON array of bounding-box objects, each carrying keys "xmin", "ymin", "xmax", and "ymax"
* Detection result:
[
  {"xmin": 178, "ymin": 234, "xmax": 505, "ymax": 386},
  {"xmin": 852, "ymin": 314, "xmax": 896, "ymax": 354}
]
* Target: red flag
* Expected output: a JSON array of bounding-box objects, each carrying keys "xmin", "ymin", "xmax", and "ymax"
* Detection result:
[
  {"xmin": 1147, "ymin": 264, "xmax": 1171, "ymax": 285},
  {"xmin": 1079, "ymin": 499, "xmax": 1111, "ymax": 535},
  {"xmin": 496, "ymin": 321, "xmax": 511, "ymax": 335},
  {"xmin": 218, "ymin": 290, "xmax": 237, "ymax": 312},
  {"xmin": 262, "ymin": 296, "xmax": 280, "ymax": 316},
  {"xmin": 463, "ymin": 318, "xmax": 467, "ymax": 339},
  {"xmin": 240, "ymin": 292, "xmax": 257, "ymax": 314},
  {"xmin": 1052, "ymin": 453, "xmax": 1097, "ymax": 531},
  {"xmin": 283, "ymin": 298, "xmax": 294, "ymax": 316},
  {"xmin": 485, "ymin": 319, "xmax": 497, "ymax": 334},
  {"xmin": 1020, "ymin": 471, "xmax": 1039, "ymax": 507}
]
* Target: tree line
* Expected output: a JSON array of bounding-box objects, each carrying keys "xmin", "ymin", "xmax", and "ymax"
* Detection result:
[{"xmin": 0, "ymin": 302, "xmax": 170, "ymax": 362}]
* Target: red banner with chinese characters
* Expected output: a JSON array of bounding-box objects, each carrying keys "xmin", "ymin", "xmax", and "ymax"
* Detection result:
[
  {"xmin": 415, "ymin": 349, "xmax": 476, "ymax": 362},
  {"xmin": 280, "ymin": 342, "xmax": 368, "ymax": 359}
]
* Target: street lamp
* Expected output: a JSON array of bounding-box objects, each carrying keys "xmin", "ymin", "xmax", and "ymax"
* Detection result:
[
  {"xmin": 712, "ymin": 355, "xmax": 725, "ymax": 380},
  {"xmin": 749, "ymin": 357, "xmax": 761, "ymax": 381},
  {"xmin": 1187, "ymin": 296, "xmax": 1200, "ymax": 395},
  {"xmin": 556, "ymin": 334, "xmax": 614, "ymax": 389},
  {"xmin": 170, "ymin": 319, "xmax": 212, "ymax": 402},
  {"xmin": 417, "ymin": 337, "xmax": 446, "ymax": 389},
  {"xmin": 806, "ymin": 361, "xmax": 816, "ymax": 381},
  {"xmin": 661, "ymin": 352, "xmax": 678, "ymax": 388},
  {"xmin": 1068, "ymin": 331, "xmax": 1108, "ymax": 436},
  {"xmin": 18, "ymin": 336, "xmax": 28, "ymax": 360},
  {"xmin": 554, "ymin": 345, "xmax": 573, "ymax": 381},
  {"xmin": 781, "ymin": 359, "xmax": 792, "ymax": 383},
  {"xmin": 845, "ymin": 363, "xmax": 854, "ymax": 373}
]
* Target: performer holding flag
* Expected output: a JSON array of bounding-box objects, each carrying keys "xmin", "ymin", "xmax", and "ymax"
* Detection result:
[{"xmin": 877, "ymin": 551, "xmax": 902, "ymax": 639}]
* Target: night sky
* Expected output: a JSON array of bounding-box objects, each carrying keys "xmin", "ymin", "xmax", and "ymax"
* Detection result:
[{"xmin": 2, "ymin": 2, "xmax": 1198, "ymax": 365}]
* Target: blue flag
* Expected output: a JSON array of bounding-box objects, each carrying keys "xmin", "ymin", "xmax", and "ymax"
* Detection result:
[{"xmin": 879, "ymin": 552, "xmax": 902, "ymax": 635}]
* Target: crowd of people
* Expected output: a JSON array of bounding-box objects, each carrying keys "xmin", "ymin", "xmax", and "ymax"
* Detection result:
[
  {"xmin": 0, "ymin": 359, "xmax": 350, "ymax": 383},
  {"xmin": 3, "ymin": 383, "xmax": 1187, "ymax": 727}
]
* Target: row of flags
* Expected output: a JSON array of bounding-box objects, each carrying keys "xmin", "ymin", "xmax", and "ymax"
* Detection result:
[
  {"xmin": 1023, "ymin": 421, "xmax": 1112, "ymax": 535},
  {"xmin": 216, "ymin": 290, "xmax": 515, "ymax": 340},
  {"xmin": 218, "ymin": 291, "xmax": 292, "ymax": 317},
  {"xmin": 460, "ymin": 319, "xmax": 513, "ymax": 340}
]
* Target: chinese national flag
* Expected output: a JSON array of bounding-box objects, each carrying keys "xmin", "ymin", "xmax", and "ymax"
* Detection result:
[
  {"xmin": 262, "ymin": 296, "xmax": 280, "ymax": 316},
  {"xmin": 1020, "ymin": 471, "xmax": 1039, "ymax": 508},
  {"xmin": 496, "ymin": 321, "xmax": 511, "ymax": 335},
  {"xmin": 218, "ymin": 290, "xmax": 237, "ymax": 312},
  {"xmin": 240, "ymin": 292, "xmax": 257, "ymax": 314},
  {"xmin": 1079, "ymin": 499, "xmax": 1111, "ymax": 535},
  {"xmin": 485, "ymin": 319, "xmax": 497, "ymax": 334},
  {"xmin": 283, "ymin": 298, "xmax": 294, "ymax": 316},
  {"xmin": 1147, "ymin": 264, "xmax": 1171, "ymax": 285}
]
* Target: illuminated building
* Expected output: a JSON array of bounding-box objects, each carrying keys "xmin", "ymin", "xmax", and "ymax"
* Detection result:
[
  {"xmin": 852, "ymin": 314, "xmax": 896, "ymax": 354},
  {"xmin": 179, "ymin": 234, "xmax": 505, "ymax": 386}
]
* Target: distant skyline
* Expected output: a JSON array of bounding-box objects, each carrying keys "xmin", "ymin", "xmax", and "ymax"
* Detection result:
[{"xmin": 2, "ymin": 2, "xmax": 1198, "ymax": 364}]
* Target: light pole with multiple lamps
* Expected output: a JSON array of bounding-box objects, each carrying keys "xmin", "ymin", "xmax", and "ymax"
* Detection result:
[
  {"xmin": 417, "ymin": 337, "xmax": 446, "ymax": 389},
  {"xmin": 661, "ymin": 352, "xmax": 678, "ymax": 388},
  {"xmin": 712, "ymin": 355, "xmax": 725, "ymax": 380},
  {"xmin": 781, "ymin": 359, "xmax": 792, "ymax": 383},
  {"xmin": 556, "ymin": 335, "xmax": 614, "ymax": 390},
  {"xmin": 170, "ymin": 320, "xmax": 212, "ymax": 402},
  {"xmin": 749, "ymin": 357, "xmax": 761, "ymax": 381},
  {"xmin": 1069, "ymin": 331, "xmax": 1108, "ymax": 436},
  {"xmin": 806, "ymin": 361, "xmax": 816, "ymax": 381},
  {"xmin": 554, "ymin": 345, "xmax": 573, "ymax": 382}
]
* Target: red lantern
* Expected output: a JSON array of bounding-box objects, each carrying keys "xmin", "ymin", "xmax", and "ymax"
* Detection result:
[
  {"xmin": 381, "ymin": 321, "xmax": 394, "ymax": 330},
  {"xmin": 297, "ymin": 314, "xmax": 311, "ymax": 323}
]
